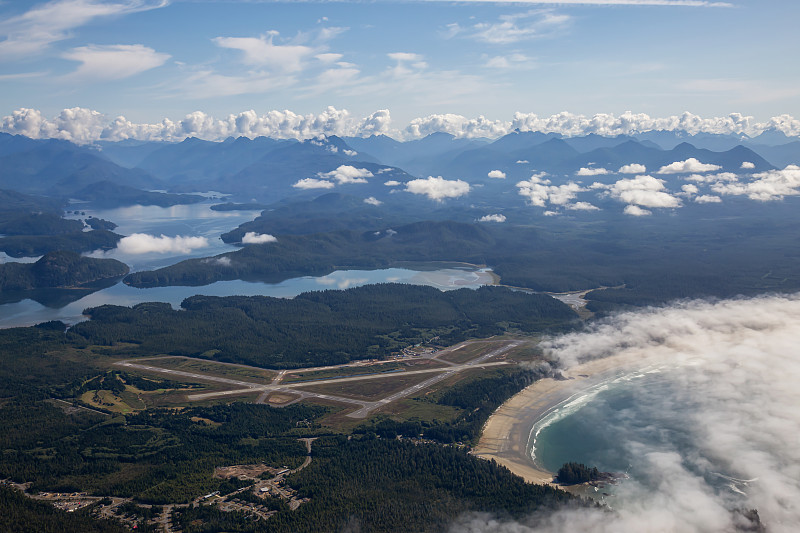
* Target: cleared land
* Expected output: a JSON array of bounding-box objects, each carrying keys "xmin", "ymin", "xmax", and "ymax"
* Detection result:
[{"xmin": 114, "ymin": 339, "xmax": 525, "ymax": 419}]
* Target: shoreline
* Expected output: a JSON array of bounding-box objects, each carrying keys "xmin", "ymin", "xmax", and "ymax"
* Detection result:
[{"xmin": 472, "ymin": 353, "xmax": 644, "ymax": 486}]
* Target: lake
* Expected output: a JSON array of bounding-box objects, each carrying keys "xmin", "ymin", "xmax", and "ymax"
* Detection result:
[{"xmin": 0, "ymin": 200, "xmax": 495, "ymax": 328}]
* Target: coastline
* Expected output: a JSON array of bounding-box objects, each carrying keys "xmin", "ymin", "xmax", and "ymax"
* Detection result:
[{"xmin": 472, "ymin": 353, "xmax": 642, "ymax": 486}]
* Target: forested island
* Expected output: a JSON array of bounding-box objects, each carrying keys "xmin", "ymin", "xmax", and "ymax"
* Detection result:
[{"xmin": 0, "ymin": 251, "xmax": 128, "ymax": 291}]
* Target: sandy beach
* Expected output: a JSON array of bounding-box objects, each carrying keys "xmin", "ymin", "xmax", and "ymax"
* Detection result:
[{"xmin": 472, "ymin": 353, "xmax": 645, "ymax": 486}]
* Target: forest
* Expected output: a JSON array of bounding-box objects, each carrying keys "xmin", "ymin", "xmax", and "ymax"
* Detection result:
[
  {"xmin": 71, "ymin": 284, "xmax": 576, "ymax": 367},
  {"xmin": 0, "ymin": 251, "xmax": 128, "ymax": 291},
  {"xmin": 122, "ymin": 213, "xmax": 800, "ymax": 310}
]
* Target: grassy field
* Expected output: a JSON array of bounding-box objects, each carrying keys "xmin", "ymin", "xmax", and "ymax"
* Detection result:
[
  {"xmin": 436, "ymin": 342, "xmax": 496, "ymax": 364},
  {"xmin": 282, "ymin": 359, "xmax": 448, "ymax": 383},
  {"xmin": 294, "ymin": 372, "xmax": 438, "ymax": 401},
  {"xmin": 129, "ymin": 356, "xmax": 277, "ymax": 382}
]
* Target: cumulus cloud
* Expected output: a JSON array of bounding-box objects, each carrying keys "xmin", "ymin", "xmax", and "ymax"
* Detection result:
[
  {"xmin": 711, "ymin": 165, "xmax": 800, "ymax": 201},
  {"xmin": 741, "ymin": 161, "xmax": 756, "ymax": 169},
  {"xmin": 384, "ymin": 180, "xmax": 401, "ymax": 187},
  {"xmin": 566, "ymin": 201, "xmax": 600, "ymax": 211},
  {"xmin": 0, "ymin": 106, "xmax": 394, "ymax": 144},
  {"xmin": 241, "ymin": 232, "xmax": 277, "ymax": 244},
  {"xmin": 292, "ymin": 177, "xmax": 335, "ymax": 189},
  {"xmin": 116, "ymin": 233, "xmax": 209, "ymax": 254},
  {"xmin": 618, "ymin": 163, "xmax": 647, "ymax": 174},
  {"xmin": 657, "ymin": 158, "xmax": 721, "ymax": 174},
  {"xmin": 486, "ymin": 294, "xmax": 800, "ymax": 533},
  {"xmin": 488, "ymin": 170, "xmax": 507, "ymax": 179},
  {"xmin": 517, "ymin": 173, "xmax": 584, "ymax": 207},
  {"xmin": 681, "ymin": 183, "xmax": 699, "ymax": 195},
  {"xmin": 695, "ymin": 194, "xmax": 722, "ymax": 203},
  {"xmin": 685, "ymin": 171, "xmax": 739, "ymax": 183},
  {"xmin": 318, "ymin": 165, "xmax": 373, "ymax": 184},
  {"xmin": 623, "ymin": 204, "xmax": 651, "ymax": 216},
  {"xmin": 478, "ymin": 214, "xmax": 506, "ymax": 223},
  {"xmin": 600, "ymin": 175, "xmax": 682, "ymax": 210},
  {"xmin": 405, "ymin": 176, "xmax": 471, "ymax": 201},
  {"xmin": 4, "ymin": 107, "xmax": 800, "ymax": 143},
  {"xmin": 62, "ymin": 44, "xmax": 169, "ymax": 80},
  {"xmin": 576, "ymin": 167, "xmax": 610, "ymax": 176},
  {"xmin": 364, "ymin": 196, "xmax": 382, "ymax": 206}
]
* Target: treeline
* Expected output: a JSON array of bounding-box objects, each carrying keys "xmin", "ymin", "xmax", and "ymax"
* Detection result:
[
  {"xmin": 0, "ymin": 486, "xmax": 126, "ymax": 533},
  {"xmin": 556, "ymin": 462, "xmax": 600, "ymax": 485},
  {"xmin": 358, "ymin": 368, "xmax": 547, "ymax": 445},
  {"xmin": 0, "ymin": 400, "xmax": 323, "ymax": 504},
  {"xmin": 71, "ymin": 284, "xmax": 576, "ymax": 368},
  {"xmin": 264, "ymin": 436, "xmax": 575, "ymax": 532}
]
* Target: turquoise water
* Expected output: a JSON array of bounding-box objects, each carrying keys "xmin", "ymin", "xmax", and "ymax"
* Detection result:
[{"xmin": 529, "ymin": 365, "xmax": 750, "ymax": 503}]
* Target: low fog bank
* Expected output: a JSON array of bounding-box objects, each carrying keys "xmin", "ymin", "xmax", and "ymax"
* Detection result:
[{"xmin": 455, "ymin": 293, "xmax": 800, "ymax": 533}]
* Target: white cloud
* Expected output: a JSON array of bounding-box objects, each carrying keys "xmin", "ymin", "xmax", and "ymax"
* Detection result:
[
  {"xmin": 711, "ymin": 165, "xmax": 800, "ymax": 201},
  {"xmin": 459, "ymin": 10, "xmax": 571, "ymax": 45},
  {"xmin": 484, "ymin": 53, "xmax": 532, "ymax": 69},
  {"xmin": 566, "ymin": 201, "xmax": 600, "ymax": 211},
  {"xmin": 202, "ymin": 256, "xmax": 231, "ymax": 267},
  {"xmin": 318, "ymin": 165, "xmax": 373, "ymax": 184},
  {"xmin": 576, "ymin": 167, "xmax": 610, "ymax": 176},
  {"xmin": 741, "ymin": 161, "xmax": 756, "ymax": 169},
  {"xmin": 517, "ymin": 173, "xmax": 584, "ymax": 207},
  {"xmin": 0, "ymin": 0, "xmax": 167, "ymax": 60},
  {"xmin": 387, "ymin": 52, "xmax": 424, "ymax": 63},
  {"xmin": 62, "ymin": 44, "xmax": 169, "ymax": 80},
  {"xmin": 405, "ymin": 176, "xmax": 471, "ymax": 201},
  {"xmin": 213, "ymin": 33, "xmax": 315, "ymax": 72},
  {"xmin": 315, "ymin": 53, "xmax": 342, "ymax": 64},
  {"xmin": 657, "ymin": 158, "xmax": 722, "ymax": 174},
  {"xmin": 292, "ymin": 177, "xmax": 335, "ymax": 189},
  {"xmin": 405, "ymin": 113, "xmax": 510, "ymax": 139},
  {"xmin": 478, "ymin": 214, "xmax": 506, "ymax": 222},
  {"xmin": 600, "ymin": 175, "xmax": 682, "ymax": 209},
  {"xmin": 116, "ymin": 233, "xmax": 209, "ymax": 254},
  {"xmin": 384, "ymin": 180, "xmax": 401, "ymax": 187},
  {"xmin": 3, "ymin": 107, "xmax": 800, "ymax": 144},
  {"xmin": 694, "ymin": 194, "xmax": 722, "ymax": 203},
  {"xmin": 684, "ymin": 171, "xmax": 739, "ymax": 183},
  {"xmin": 241, "ymin": 232, "xmax": 277, "ymax": 244},
  {"xmin": 618, "ymin": 163, "xmax": 647, "ymax": 174},
  {"xmin": 438, "ymin": 1, "xmax": 730, "ymax": 5},
  {"xmin": 0, "ymin": 106, "xmax": 392, "ymax": 144},
  {"xmin": 488, "ymin": 294, "xmax": 800, "ymax": 533},
  {"xmin": 516, "ymin": 160, "xmax": 529, "ymax": 164},
  {"xmin": 488, "ymin": 170, "xmax": 506, "ymax": 179},
  {"xmin": 681, "ymin": 183, "xmax": 699, "ymax": 195},
  {"xmin": 623, "ymin": 204, "xmax": 651, "ymax": 216},
  {"xmin": 364, "ymin": 196, "xmax": 382, "ymax": 206}
]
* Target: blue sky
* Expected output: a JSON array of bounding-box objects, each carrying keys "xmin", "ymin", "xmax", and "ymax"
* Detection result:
[{"xmin": 1, "ymin": 0, "xmax": 798, "ymax": 140}]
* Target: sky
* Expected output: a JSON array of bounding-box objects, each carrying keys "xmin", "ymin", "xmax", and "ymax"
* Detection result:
[{"xmin": 1, "ymin": 0, "xmax": 799, "ymax": 141}]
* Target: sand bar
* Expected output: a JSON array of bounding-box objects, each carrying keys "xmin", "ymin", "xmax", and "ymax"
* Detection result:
[{"xmin": 472, "ymin": 353, "xmax": 645, "ymax": 485}]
